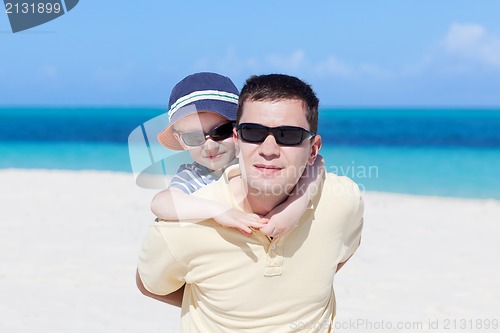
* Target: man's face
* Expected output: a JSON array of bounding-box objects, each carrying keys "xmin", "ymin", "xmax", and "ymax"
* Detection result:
[
  {"xmin": 174, "ymin": 112, "xmax": 236, "ymax": 171},
  {"xmin": 235, "ymin": 99, "xmax": 321, "ymax": 197}
]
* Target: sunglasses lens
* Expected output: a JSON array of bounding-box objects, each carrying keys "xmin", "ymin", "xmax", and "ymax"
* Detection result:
[
  {"xmin": 239, "ymin": 124, "xmax": 269, "ymax": 143},
  {"xmin": 180, "ymin": 122, "xmax": 234, "ymax": 146},
  {"xmin": 181, "ymin": 132, "xmax": 206, "ymax": 146},
  {"xmin": 275, "ymin": 127, "xmax": 304, "ymax": 145},
  {"xmin": 210, "ymin": 122, "xmax": 234, "ymax": 141}
]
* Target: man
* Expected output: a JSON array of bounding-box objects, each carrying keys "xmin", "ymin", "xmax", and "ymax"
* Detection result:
[{"xmin": 136, "ymin": 74, "xmax": 364, "ymax": 332}]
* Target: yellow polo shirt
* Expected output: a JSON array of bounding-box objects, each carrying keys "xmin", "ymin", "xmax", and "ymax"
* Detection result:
[{"xmin": 138, "ymin": 165, "xmax": 364, "ymax": 332}]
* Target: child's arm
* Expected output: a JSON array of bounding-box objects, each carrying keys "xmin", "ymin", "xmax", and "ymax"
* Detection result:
[
  {"xmin": 151, "ymin": 188, "xmax": 266, "ymax": 235},
  {"xmin": 259, "ymin": 155, "xmax": 325, "ymax": 238}
]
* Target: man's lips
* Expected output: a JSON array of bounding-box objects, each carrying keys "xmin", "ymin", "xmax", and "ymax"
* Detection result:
[{"xmin": 253, "ymin": 164, "xmax": 283, "ymax": 173}]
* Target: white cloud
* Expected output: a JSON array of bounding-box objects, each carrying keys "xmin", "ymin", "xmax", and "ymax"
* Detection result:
[
  {"xmin": 315, "ymin": 55, "xmax": 352, "ymax": 77},
  {"xmin": 265, "ymin": 50, "xmax": 306, "ymax": 72},
  {"xmin": 193, "ymin": 49, "xmax": 308, "ymax": 76},
  {"xmin": 192, "ymin": 47, "xmax": 261, "ymax": 75},
  {"xmin": 192, "ymin": 49, "xmax": 393, "ymax": 81},
  {"xmin": 444, "ymin": 23, "xmax": 485, "ymax": 49},
  {"xmin": 359, "ymin": 63, "xmax": 392, "ymax": 79},
  {"xmin": 91, "ymin": 63, "xmax": 136, "ymax": 91},
  {"xmin": 443, "ymin": 23, "xmax": 500, "ymax": 68},
  {"xmin": 400, "ymin": 23, "xmax": 500, "ymax": 77},
  {"xmin": 267, "ymin": 51, "xmax": 393, "ymax": 79},
  {"xmin": 400, "ymin": 53, "xmax": 433, "ymax": 77},
  {"xmin": 192, "ymin": 25, "xmax": 500, "ymax": 83}
]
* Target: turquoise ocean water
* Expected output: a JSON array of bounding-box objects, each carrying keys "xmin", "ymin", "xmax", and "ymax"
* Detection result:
[{"xmin": 1, "ymin": 107, "xmax": 499, "ymax": 199}]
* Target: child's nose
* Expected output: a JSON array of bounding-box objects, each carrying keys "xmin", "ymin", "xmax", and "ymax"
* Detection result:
[{"xmin": 203, "ymin": 137, "xmax": 219, "ymax": 151}]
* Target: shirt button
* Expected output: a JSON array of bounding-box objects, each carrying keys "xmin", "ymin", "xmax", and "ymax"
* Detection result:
[{"xmin": 271, "ymin": 244, "xmax": 276, "ymax": 250}]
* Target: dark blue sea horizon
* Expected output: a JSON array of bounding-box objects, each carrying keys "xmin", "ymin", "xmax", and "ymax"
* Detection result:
[
  {"xmin": 1, "ymin": 107, "xmax": 499, "ymax": 199},
  {"xmin": 1, "ymin": 106, "xmax": 500, "ymax": 147}
]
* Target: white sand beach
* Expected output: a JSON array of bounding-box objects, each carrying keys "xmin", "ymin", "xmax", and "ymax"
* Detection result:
[{"xmin": 1, "ymin": 169, "xmax": 499, "ymax": 333}]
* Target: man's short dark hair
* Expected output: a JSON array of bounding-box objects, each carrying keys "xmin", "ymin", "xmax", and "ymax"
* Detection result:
[{"xmin": 237, "ymin": 74, "xmax": 320, "ymax": 133}]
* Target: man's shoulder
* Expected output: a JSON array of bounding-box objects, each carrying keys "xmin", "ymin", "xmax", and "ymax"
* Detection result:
[
  {"xmin": 318, "ymin": 173, "xmax": 364, "ymax": 231},
  {"xmin": 324, "ymin": 173, "xmax": 362, "ymax": 197},
  {"xmin": 319, "ymin": 173, "xmax": 363, "ymax": 214}
]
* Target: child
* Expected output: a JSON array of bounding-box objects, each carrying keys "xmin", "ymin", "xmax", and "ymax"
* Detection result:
[{"xmin": 152, "ymin": 72, "xmax": 323, "ymax": 238}]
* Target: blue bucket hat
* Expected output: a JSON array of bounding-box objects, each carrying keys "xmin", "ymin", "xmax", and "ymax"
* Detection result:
[{"xmin": 157, "ymin": 72, "xmax": 239, "ymax": 150}]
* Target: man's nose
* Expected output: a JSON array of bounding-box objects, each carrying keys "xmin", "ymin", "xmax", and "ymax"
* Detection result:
[{"xmin": 258, "ymin": 134, "xmax": 280, "ymax": 158}]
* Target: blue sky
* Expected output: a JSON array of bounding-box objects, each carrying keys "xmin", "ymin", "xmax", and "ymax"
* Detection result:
[{"xmin": 1, "ymin": 0, "xmax": 500, "ymax": 107}]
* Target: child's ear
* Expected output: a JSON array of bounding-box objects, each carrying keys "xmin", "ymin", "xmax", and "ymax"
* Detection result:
[
  {"xmin": 308, "ymin": 135, "xmax": 322, "ymax": 165},
  {"xmin": 232, "ymin": 127, "xmax": 238, "ymax": 141},
  {"xmin": 173, "ymin": 131, "xmax": 189, "ymax": 150}
]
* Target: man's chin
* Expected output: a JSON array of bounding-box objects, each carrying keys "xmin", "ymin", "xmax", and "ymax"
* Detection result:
[{"xmin": 247, "ymin": 180, "xmax": 296, "ymax": 197}]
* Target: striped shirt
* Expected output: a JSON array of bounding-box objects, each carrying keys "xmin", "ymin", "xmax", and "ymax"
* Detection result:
[{"xmin": 168, "ymin": 162, "xmax": 223, "ymax": 194}]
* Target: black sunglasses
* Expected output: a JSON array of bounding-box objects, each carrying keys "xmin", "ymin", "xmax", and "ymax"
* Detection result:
[
  {"xmin": 177, "ymin": 122, "xmax": 235, "ymax": 147},
  {"xmin": 237, "ymin": 123, "xmax": 315, "ymax": 146}
]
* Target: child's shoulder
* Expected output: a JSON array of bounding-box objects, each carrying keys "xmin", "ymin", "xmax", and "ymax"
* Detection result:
[
  {"xmin": 174, "ymin": 162, "xmax": 216, "ymax": 179},
  {"xmin": 171, "ymin": 162, "xmax": 219, "ymax": 193},
  {"xmin": 175, "ymin": 161, "xmax": 200, "ymax": 173}
]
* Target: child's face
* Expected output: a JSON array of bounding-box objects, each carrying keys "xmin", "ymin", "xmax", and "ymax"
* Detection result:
[{"xmin": 173, "ymin": 112, "xmax": 236, "ymax": 171}]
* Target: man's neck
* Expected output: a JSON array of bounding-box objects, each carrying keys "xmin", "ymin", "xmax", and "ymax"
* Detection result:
[
  {"xmin": 228, "ymin": 173, "xmax": 288, "ymax": 216},
  {"xmin": 242, "ymin": 192, "xmax": 288, "ymax": 216}
]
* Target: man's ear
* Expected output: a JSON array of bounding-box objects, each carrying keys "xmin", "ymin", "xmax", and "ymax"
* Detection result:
[
  {"xmin": 308, "ymin": 135, "xmax": 322, "ymax": 165},
  {"xmin": 233, "ymin": 128, "xmax": 240, "ymax": 158}
]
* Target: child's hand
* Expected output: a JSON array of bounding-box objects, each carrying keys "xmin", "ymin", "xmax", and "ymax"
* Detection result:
[
  {"xmin": 259, "ymin": 207, "xmax": 299, "ymax": 238},
  {"xmin": 259, "ymin": 155, "xmax": 325, "ymax": 238},
  {"xmin": 214, "ymin": 208, "xmax": 268, "ymax": 236}
]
